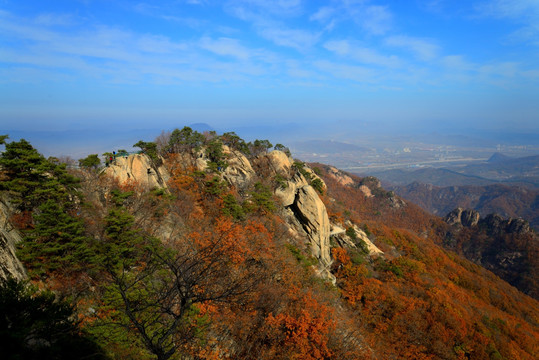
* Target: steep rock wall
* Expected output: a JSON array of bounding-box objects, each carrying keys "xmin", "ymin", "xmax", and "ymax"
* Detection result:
[
  {"xmin": 268, "ymin": 151, "xmax": 332, "ymax": 268},
  {"xmin": 0, "ymin": 198, "xmax": 26, "ymax": 281},
  {"xmin": 104, "ymin": 154, "xmax": 170, "ymax": 189}
]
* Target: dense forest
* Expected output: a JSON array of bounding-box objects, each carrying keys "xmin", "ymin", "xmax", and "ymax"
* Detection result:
[{"xmin": 0, "ymin": 129, "xmax": 538, "ymax": 360}]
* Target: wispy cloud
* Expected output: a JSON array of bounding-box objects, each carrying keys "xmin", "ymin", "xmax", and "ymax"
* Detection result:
[
  {"xmin": 385, "ymin": 35, "xmax": 439, "ymax": 61},
  {"xmin": 259, "ymin": 26, "xmax": 319, "ymax": 50},
  {"xmin": 476, "ymin": 0, "xmax": 539, "ymax": 45},
  {"xmin": 0, "ymin": 11, "xmax": 272, "ymax": 84},
  {"xmin": 314, "ymin": 60, "xmax": 377, "ymax": 82},
  {"xmin": 310, "ymin": 6, "xmax": 334, "ymax": 22},
  {"xmin": 199, "ymin": 37, "xmax": 251, "ymax": 59},
  {"xmin": 226, "ymin": 4, "xmax": 319, "ymax": 51},
  {"xmin": 324, "ymin": 40, "xmax": 400, "ymax": 67},
  {"xmin": 227, "ymin": 0, "xmax": 304, "ymax": 17},
  {"xmin": 361, "ymin": 5, "xmax": 392, "ymax": 35}
]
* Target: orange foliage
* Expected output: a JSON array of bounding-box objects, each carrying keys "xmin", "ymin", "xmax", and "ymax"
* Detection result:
[{"xmin": 266, "ymin": 290, "xmax": 336, "ymax": 360}]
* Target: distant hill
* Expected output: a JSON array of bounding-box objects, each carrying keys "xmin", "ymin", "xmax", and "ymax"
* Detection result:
[
  {"xmin": 458, "ymin": 154, "xmax": 539, "ymax": 187},
  {"xmin": 363, "ymin": 153, "xmax": 539, "ymax": 188},
  {"xmin": 488, "ymin": 152, "xmax": 512, "ymax": 163},
  {"xmin": 291, "ymin": 139, "xmax": 371, "ymax": 154},
  {"xmin": 365, "ymin": 167, "xmax": 495, "ymax": 187}
]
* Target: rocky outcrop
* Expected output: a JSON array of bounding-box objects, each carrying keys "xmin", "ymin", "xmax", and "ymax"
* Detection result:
[
  {"xmin": 222, "ymin": 148, "xmax": 255, "ymax": 189},
  {"xmin": 105, "ymin": 148, "xmax": 334, "ymax": 281},
  {"xmin": 105, "ymin": 154, "xmax": 170, "ymax": 189},
  {"xmin": 326, "ymin": 166, "xmax": 354, "ymax": 186},
  {"xmin": 444, "ymin": 207, "xmax": 480, "ymax": 227},
  {"xmin": 291, "ymin": 185, "xmax": 332, "ymax": 267},
  {"xmin": 359, "ymin": 185, "xmax": 374, "ymax": 198},
  {"xmin": 480, "ymin": 214, "xmax": 531, "ymax": 235},
  {"xmin": 353, "ymin": 225, "xmax": 384, "ymax": 257},
  {"xmin": 444, "ymin": 208, "xmax": 537, "ymax": 299},
  {"xmin": 275, "ymin": 172, "xmax": 309, "ymax": 207},
  {"xmin": 193, "ymin": 146, "xmax": 255, "ymax": 189},
  {"xmin": 267, "ymin": 150, "xmax": 292, "ymax": 175},
  {"xmin": 445, "ymin": 208, "xmax": 530, "ymax": 235},
  {"xmin": 266, "ymin": 151, "xmax": 333, "ymax": 270},
  {"xmin": 331, "ymin": 223, "xmax": 384, "ymax": 257},
  {"xmin": 0, "ymin": 198, "xmax": 26, "ymax": 281}
]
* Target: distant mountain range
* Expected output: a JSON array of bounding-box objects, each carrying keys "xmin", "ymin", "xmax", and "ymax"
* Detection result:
[
  {"xmin": 364, "ymin": 154, "xmax": 539, "ymax": 188},
  {"xmin": 393, "ymin": 182, "xmax": 539, "ymax": 230},
  {"xmin": 291, "ymin": 140, "xmax": 372, "ymax": 154},
  {"xmin": 360, "ymin": 153, "xmax": 539, "ymax": 230}
]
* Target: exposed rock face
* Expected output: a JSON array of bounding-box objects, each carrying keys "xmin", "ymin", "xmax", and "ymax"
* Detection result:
[
  {"xmin": 266, "ymin": 152, "xmax": 333, "ymax": 270},
  {"xmin": 445, "ymin": 208, "xmax": 530, "ymax": 235},
  {"xmin": 192, "ymin": 146, "xmax": 255, "ymax": 189},
  {"xmin": 267, "ymin": 150, "xmax": 292, "ymax": 175},
  {"xmin": 444, "ymin": 208, "xmax": 480, "ymax": 227},
  {"xmin": 291, "ymin": 185, "xmax": 332, "ymax": 267},
  {"xmin": 331, "ymin": 223, "xmax": 384, "ymax": 257},
  {"xmin": 444, "ymin": 208, "xmax": 537, "ymax": 299},
  {"xmin": 105, "ymin": 148, "xmax": 334, "ymax": 282},
  {"xmin": 326, "ymin": 166, "xmax": 354, "ymax": 186},
  {"xmin": 0, "ymin": 198, "xmax": 26, "ymax": 281},
  {"xmin": 105, "ymin": 154, "xmax": 170, "ymax": 189},
  {"xmin": 222, "ymin": 147, "xmax": 255, "ymax": 189},
  {"xmin": 275, "ymin": 173, "xmax": 309, "ymax": 207},
  {"xmin": 480, "ymin": 214, "xmax": 531, "ymax": 235},
  {"xmin": 353, "ymin": 226, "xmax": 384, "ymax": 257},
  {"xmin": 359, "ymin": 185, "xmax": 374, "ymax": 198}
]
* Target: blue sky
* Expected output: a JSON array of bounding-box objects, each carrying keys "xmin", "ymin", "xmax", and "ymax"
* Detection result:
[{"xmin": 1, "ymin": 0, "xmax": 538, "ymax": 142}]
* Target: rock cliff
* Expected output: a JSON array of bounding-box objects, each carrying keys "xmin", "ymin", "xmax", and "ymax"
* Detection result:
[
  {"xmin": 104, "ymin": 154, "xmax": 170, "ymax": 189},
  {"xmin": 268, "ymin": 151, "xmax": 332, "ymax": 269},
  {"xmin": 444, "ymin": 208, "xmax": 537, "ymax": 299},
  {"xmin": 104, "ymin": 149, "xmax": 335, "ymax": 279},
  {"xmin": 444, "ymin": 207, "xmax": 480, "ymax": 227},
  {"xmin": 0, "ymin": 198, "xmax": 26, "ymax": 281}
]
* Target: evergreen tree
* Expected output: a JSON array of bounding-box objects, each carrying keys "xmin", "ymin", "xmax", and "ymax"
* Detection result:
[
  {"xmin": 79, "ymin": 154, "xmax": 101, "ymax": 170},
  {"xmin": 0, "ymin": 278, "xmax": 107, "ymax": 360},
  {"xmin": 0, "ymin": 138, "xmax": 79, "ymax": 211},
  {"xmin": 18, "ymin": 200, "xmax": 91, "ymax": 278}
]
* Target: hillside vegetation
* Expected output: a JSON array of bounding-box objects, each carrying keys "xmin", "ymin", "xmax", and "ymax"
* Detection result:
[{"xmin": 0, "ymin": 131, "xmax": 538, "ymax": 360}]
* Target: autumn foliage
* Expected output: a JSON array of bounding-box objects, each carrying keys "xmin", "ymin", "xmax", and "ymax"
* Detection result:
[{"xmin": 2, "ymin": 135, "xmax": 538, "ymax": 360}]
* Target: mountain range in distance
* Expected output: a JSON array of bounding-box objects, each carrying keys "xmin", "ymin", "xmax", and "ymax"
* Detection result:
[{"xmin": 359, "ymin": 153, "xmax": 539, "ymax": 231}]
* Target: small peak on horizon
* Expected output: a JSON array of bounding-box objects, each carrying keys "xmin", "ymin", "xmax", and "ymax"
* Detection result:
[{"xmin": 488, "ymin": 152, "xmax": 512, "ymax": 163}]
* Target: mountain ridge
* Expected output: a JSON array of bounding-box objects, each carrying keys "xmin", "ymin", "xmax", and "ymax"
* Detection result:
[{"xmin": 1, "ymin": 131, "xmax": 538, "ymax": 359}]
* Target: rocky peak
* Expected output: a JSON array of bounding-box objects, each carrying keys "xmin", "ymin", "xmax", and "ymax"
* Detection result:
[
  {"xmin": 266, "ymin": 153, "xmax": 332, "ymax": 271},
  {"xmin": 480, "ymin": 213, "xmax": 531, "ymax": 235},
  {"xmin": 103, "ymin": 147, "xmax": 335, "ymax": 280},
  {"xmin": 444, "ymin": 207, "xmax": 480, "ymax": 227},
  {"xmin": 326, "ymin": 166, "xmax": 354, "ymax": 186},
  {"xmin": 104, "ymin": 154, "xmax": 170, "ymax": 190}
]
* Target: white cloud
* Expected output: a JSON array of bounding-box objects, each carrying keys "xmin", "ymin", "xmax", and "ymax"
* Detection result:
[
  {"xmin": 476, "ymin": 0, "xmax": 539, "ymax": 45},
  {"xmin": 259, "ymin": 26, "xmax": 319, "ymax": 50},
  {"xmin": 314, "ymin": 60, "xmax": 377, "ymax": 82},
  {"xmin": 385, "ymin": 35, "xmax": 439, "ymax": 60},
  {"xmin": 441, "ymin": 55, "xmax": 474, "ymax": 71},
  {"xmin": 310, "ymin": 6, "xmax": 335, "ymax": 22},
  {"xmin": 324, "ymin": 40, "xmax": 400, "ymax": 67},
  {"xmin": 0, "ymin": 11, "xmax": 275, "ymax": 84},
  {"xmin": 199, "ymin": 37, "xmax": 250, "ymax": 59},
  {"xmin": 361, "ymin": 5, "xmax": 392, "ymax": 35},
  {"xmin": 227, "ymin": 0, "xmax": 303, "ymax": 16}
]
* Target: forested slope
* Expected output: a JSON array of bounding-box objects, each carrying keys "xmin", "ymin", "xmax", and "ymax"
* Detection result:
[{"xmin": 0, "ymin": 131, "xmax": 538, "ymax": 360}]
